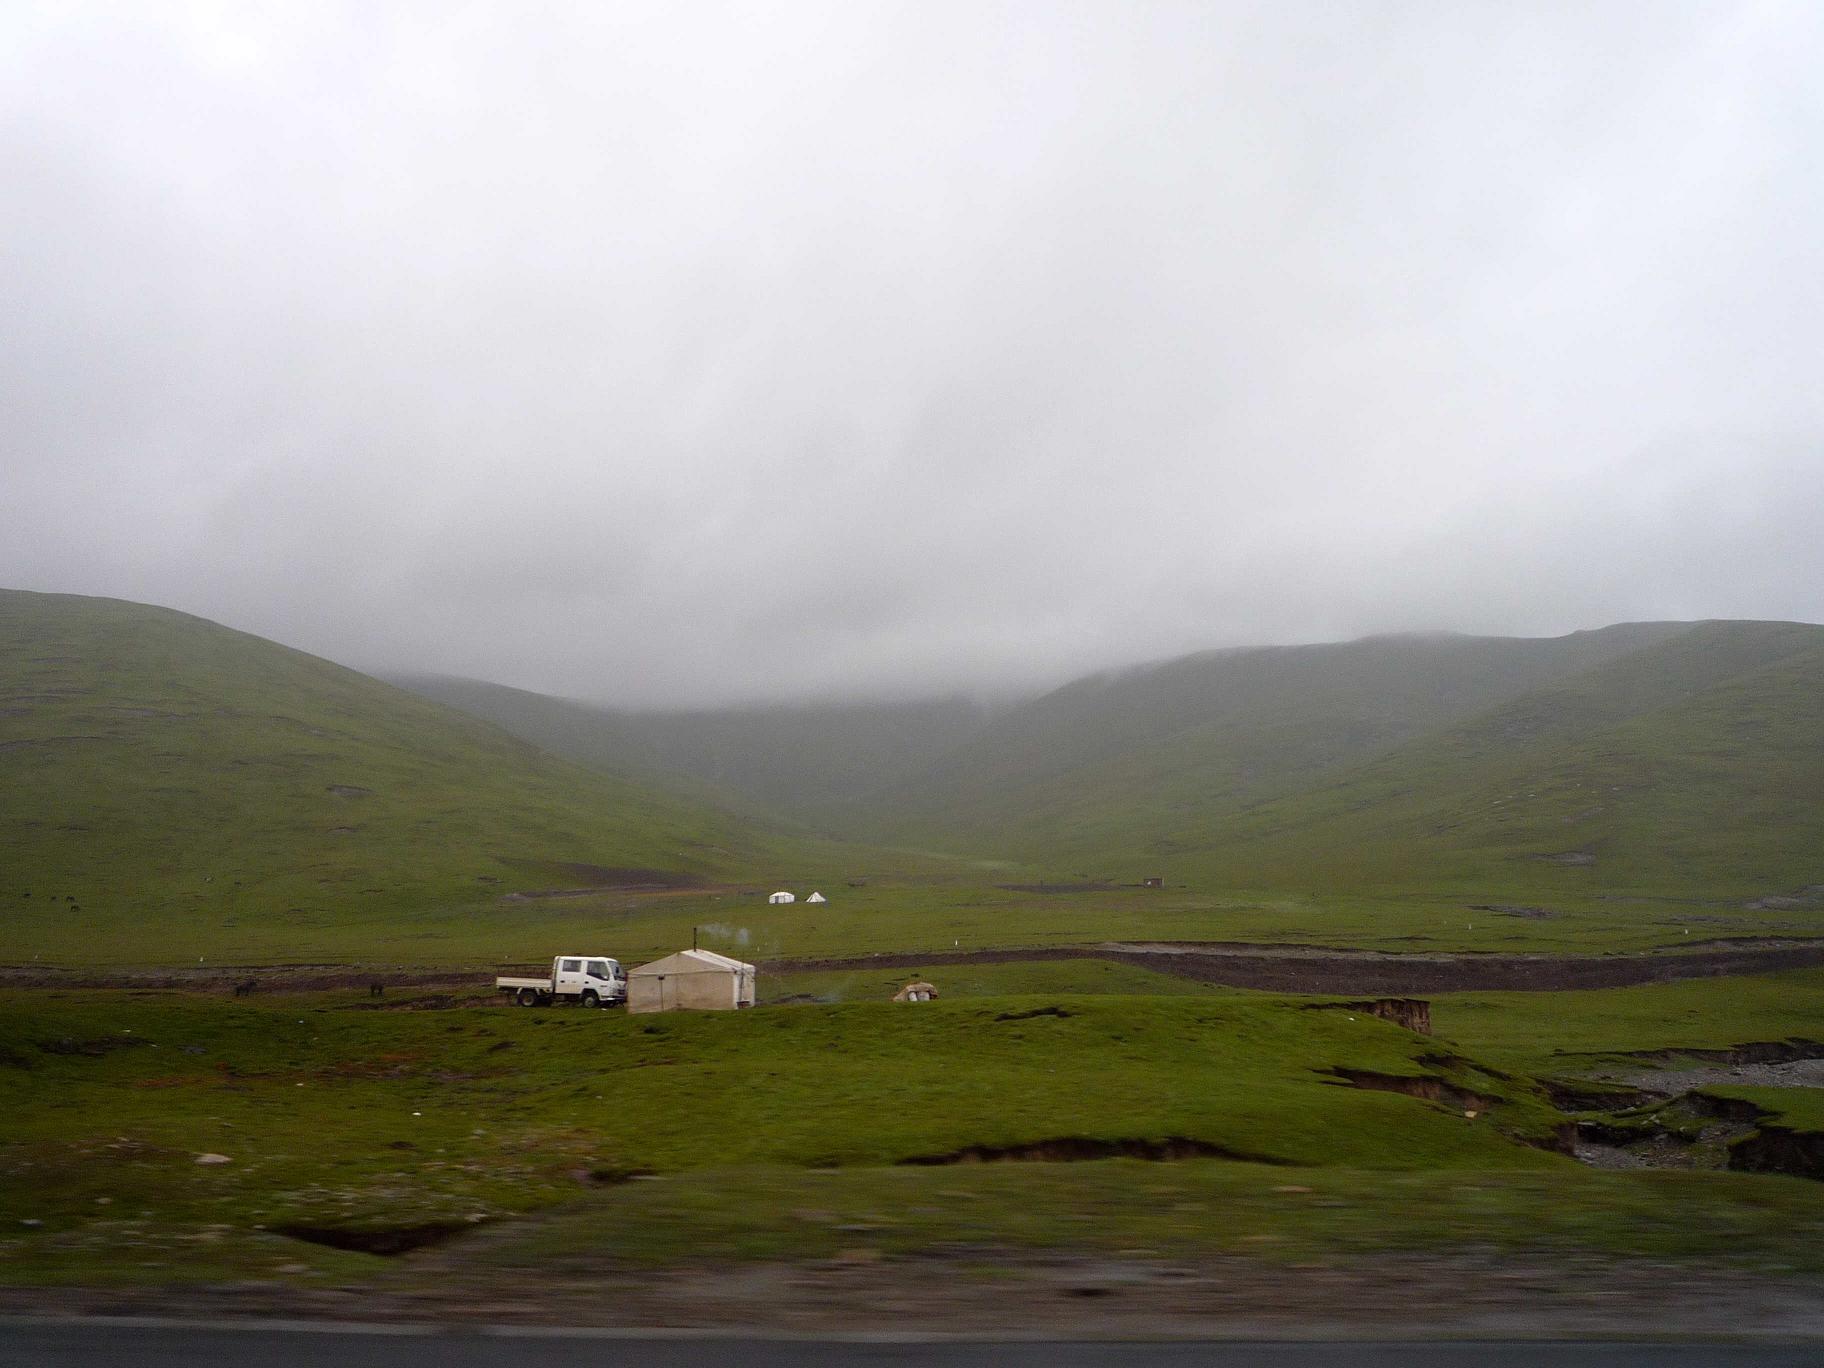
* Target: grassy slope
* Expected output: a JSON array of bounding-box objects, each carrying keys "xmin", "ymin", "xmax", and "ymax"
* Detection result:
[
  {"xmin": 0, "ymin": 590, "xmax": 826, "ymax": 943},
  {"xmin": 1434, "ymin": 967, "xmax": 1824, "ymax": 1076},
  {"xmin": 7, "ymin": 986, "xmax": 1824, "ymax": 1287},
  {"xmin": 1187, "ymin": 621, "xmax": 1824, "ymax": 896},
  {"xmin": 390, "ymin": 675, "xmax": 989, "ymax": 826},
  {"xmin": 394, "ymin": 620, "xmax": 1824, "ymax": 907},
  {"xmin": 0, "ymin": 989, "xmax": 1563, "ymax": 1283},
  {"xmin": 831, "ymin": 624, "xmax": 1692, "ymax": 851}
]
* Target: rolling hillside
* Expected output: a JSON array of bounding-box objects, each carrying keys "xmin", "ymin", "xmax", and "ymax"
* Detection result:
[
  {"xmin": 389, "ymin": 674, "xmax": 988, "ymax": 823},
  {"xmin": 1185, "ymin": 620, "xmax": 1824, "ymax": 897},
  {"xmin": 0, "ymin": 590, "xmax": 805, "ymax": 938},
  {"xmin": 408, "ymin": 620, "xmax": 1824, "ymax": 901},
  {"xmin": 826, "ymin": 623, "xmax": 1694, "ymax": 851}
]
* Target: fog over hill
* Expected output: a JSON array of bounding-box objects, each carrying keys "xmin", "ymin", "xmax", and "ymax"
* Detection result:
[
  {"xmin": 398, "ymin": 616, "xmax": 1824, "ymax": 896},
  {"xmin": 4, "ymin": 3, "xmax": 1823, "ymax": 706}
]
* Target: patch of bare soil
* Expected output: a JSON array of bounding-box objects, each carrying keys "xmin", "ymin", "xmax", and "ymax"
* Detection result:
[
  {"xmin": 15, "ymin": 935, "xmax": 1824, "ymax": 999},
  {"xmin": 898, "ymin": 1137, "xmax": 1288, "ymax": 1166},
  {"xmin": 270, "ymin": 1221, "xmax": 477, "ymax": 1256},
  {"xmin": 491, "ymin": 859, "xmax": 708, "ymax": 890},
  {"xmin": 10, "ymin": 1252, "xmax": 1824, "ymax": 1339},
  {"xmin": 1734, "ymin": 1125, "xmax": 1824, "ymax": 1180},
  {"xmin": 1569, "ymin": 1039, "xmax": 1824, "ymax": 1094},
  {"xmin": 0, "ymin": 965, "xmax": 489, "ymax": 994},
  {"xmin": 767, "ymin": 939, "xmax": 1824, "ymax": 994},
  {"xmin": 1319, "ymin": 1068, "xmax": 1499, "ymax": 1114},
  {"xmin": 1552, "ymin": 1044, "xmax": 1824, "ymax": 1177}
]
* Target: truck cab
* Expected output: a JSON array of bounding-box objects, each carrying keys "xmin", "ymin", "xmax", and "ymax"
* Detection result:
[{"xmin": 554, "ymin": 955, "xmax": 625, "ymax": 1006}]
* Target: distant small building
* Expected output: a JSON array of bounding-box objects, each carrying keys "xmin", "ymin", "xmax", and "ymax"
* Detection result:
[
  {"xmin": 767, "ymin": 890, "xmax": 795, "ymax": 904},
  {"xmin": 893, "ymin": 981, "xmax": 938, "ymax": 1003},
  {"xmin": 1142, "ymin": 876, "xmax": 1164, "ymax": 888},
  {"xmin": 627, "ymin": 948, "xmax": 757, "ymax": 1014},
  {"xmin": 806, "ymin": 891, "xmax": 827, "ymax": 903}
]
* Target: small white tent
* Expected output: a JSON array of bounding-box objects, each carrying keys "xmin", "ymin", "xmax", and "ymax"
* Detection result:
[
  {"xmin": 806, "ymin": 891, "xmax": 827, "ymax": 904},
  {"xmin": 767, "ymin": 890, "xmax": 794, "ymax": 904}
]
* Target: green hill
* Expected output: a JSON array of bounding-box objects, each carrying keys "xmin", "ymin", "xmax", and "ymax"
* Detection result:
[
  {"xmin": 1187, "ymin": 620, "xmax": 1824, "ymax": 897},
  {"xmin": 828, "ymin": 623, "xmax": 1693, "ymax": 851},
  {"xmin": 388, "ymin": 674, "xmax": 987, "ymax": 825},
  {"xmin": 0, "ymin": 590, "xmax": 806, "ymax": 939},
  {"xmin": 404, "ymin": 620, "xmax": 1824, "ymax": 902}
]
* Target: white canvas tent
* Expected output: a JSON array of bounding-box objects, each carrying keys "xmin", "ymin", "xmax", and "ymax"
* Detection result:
[
  {"xmin": 626, "ymin": 948, "xmax": 756, "ymax": 1014},
  {"xmin": 767, "ymin": 891, "xmax": 794, "ymax": 904},
  {"xmin": 806, "ymin": 891, "xmax": 826, "ymax": 903}
]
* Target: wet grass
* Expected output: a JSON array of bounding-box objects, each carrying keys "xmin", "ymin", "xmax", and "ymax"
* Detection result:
[
  {"xmin": 1431, "ymin": 967, "xmax": 1824, "ymax": 1077},
  {"xmin": 0, "ymin": 988, "xmax": 1569, "ymax": 1285},
  {"xmin": 10, "ymin": 877, "xmax": 1817, "ymax": 970},
  {"xmin": 468, "ymin": 1159, "xmax": 1824, "ymax": 1275}
]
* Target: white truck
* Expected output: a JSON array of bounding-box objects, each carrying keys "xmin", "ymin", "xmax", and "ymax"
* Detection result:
[{"xmin": 496, "ymin": 955, "xmax": 627, "ymax": 1008}]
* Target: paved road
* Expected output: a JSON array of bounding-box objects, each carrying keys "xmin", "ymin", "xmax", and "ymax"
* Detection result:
[{"xmin": 2, "ymin": 1322, "xmax": 1819, "ymax": 1367}]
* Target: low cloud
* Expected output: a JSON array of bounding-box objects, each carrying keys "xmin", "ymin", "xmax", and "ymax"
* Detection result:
[{"xmin": 3, "ymin": 2, "xmax": 1820, "ymax": 705}]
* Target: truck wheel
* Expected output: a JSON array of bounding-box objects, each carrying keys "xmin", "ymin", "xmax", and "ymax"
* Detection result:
[
  {"xmin": 581, "ymin": 990, "xmax": 600, "ymax": 1009},
  {"xmin": 516, "ymin": 988, "xmax": 539, "ymax": 1007}
]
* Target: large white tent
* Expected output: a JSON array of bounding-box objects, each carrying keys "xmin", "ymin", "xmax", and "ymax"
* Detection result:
[
  {"xmin": 767, "ymin": 890, "xmax": 794, "ymax": 904},
  {"xmin": 626, "ymin": 948, "xmax": 756, "ymax": 1014}
]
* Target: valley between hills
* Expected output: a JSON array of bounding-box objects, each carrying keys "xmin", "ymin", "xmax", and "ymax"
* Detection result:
[{"xmin": 5, "ymin": 586, "xmax": 1824, "ymax": 1333}]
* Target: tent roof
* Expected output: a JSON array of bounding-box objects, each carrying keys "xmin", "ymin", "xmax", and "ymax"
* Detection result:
[{"xmin": 630, "ymin": 948, "xmax": 755, "ymax": 977}]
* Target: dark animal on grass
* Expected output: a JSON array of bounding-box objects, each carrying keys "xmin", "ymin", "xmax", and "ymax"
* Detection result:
[
  {"xmin": 369, "ymin": 982, "xmax": 385, "ymax": 997},
  {"xmin": 232, "ymin": 979, "xmax": 256, "ymax": 997}
]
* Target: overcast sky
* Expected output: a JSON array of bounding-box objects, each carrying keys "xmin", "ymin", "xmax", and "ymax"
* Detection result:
[{"xmin": 4, "ymin": 2, "xmax": 1821, "ymax": 706}]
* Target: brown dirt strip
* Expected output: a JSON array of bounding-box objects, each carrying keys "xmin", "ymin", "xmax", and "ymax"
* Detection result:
[
  {"xmin": 763, "ymin": 939, "xmax": 1824, "ymax": 994},
  {"xmin": 0, "ymin": 966, "xmax": 488, "ymax": 993},
  {"xmin": 6, "ymin": 938, "xmax": 1824, "ymax": 995}
]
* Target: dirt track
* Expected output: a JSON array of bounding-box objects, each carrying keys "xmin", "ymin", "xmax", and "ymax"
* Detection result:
[
  {"xmin": 6, "ymin": 938, "xmax": 1824, "ymax": 996},
  {"xmin": 765, "ymin": 938, "xmax": 1824, "ymax": 995}
]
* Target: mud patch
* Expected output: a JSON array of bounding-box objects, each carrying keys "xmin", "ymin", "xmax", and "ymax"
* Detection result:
[
  {"xmin": 584, "ymin": 1166, "xmax": 657, "ymax": 1185},
  {"xmin": 1746, "ymin": 885, "xmax": 1824, "ymax": 911},
  {"xmin": 1596, "ymin": 1038, "xmax": 1824, "ymax": 1068},
  {"xmin": 325, "ymin": 785, "xmax": 373, "ymax": 798},
  {"xmin": 272, "ymin": 1221, "xmax": 476, "ymax": 1256},
  {"xmin": 35, "ymin": 1034, "xmax": 154, "ymax": 1058},
  {"xmin": 494, "ymin": 859, "xmax": 706, "ymax": 891},
  {"xmin": 1731, "ymin": 1125, "xmax": 1824, "ymax": 1180},
  {"xmin": 1569, "ymin": 1093, "xmax": 1765, "ymax": 1172},
  {"xmin": 993, "ymin": 1005, "xmax": 1074, "ymax": 1023},
  {"xmin": 1302, "ymin": 998, "xmax": 1432, "ymax": 1034},
  {"xmin": 1469, "ymin": 904, "xmax": 1558, "ymax": 920},
  {"xmin": 0, "ymin": 735, "xmax": 107, "ymax": 751},
  {"xmin": 1542, "ymin": 1079, "xmax": 1650, "ymax": 1111},
  {"xmin": 998, "ymin": 883, "xmax": 1117, "ymax": 895},
  {"xmin": 899, "ymin": 1137, "xmax": 1289, "ymax": 1166},
  {"xmin": 1320, "ymin": 1067, "xmax": 1499, "ymax": 1114},
  {"xmin": 768, "ymin": 941, "xmax": 1824, "ymax": 995},
  {"xmin": 1570, "ymin": 1039, "xmax": 1824, "ymax": 1096}
]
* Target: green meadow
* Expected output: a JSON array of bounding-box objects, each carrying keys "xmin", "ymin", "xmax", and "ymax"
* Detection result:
[
  {"xmin": 9, "ymin": 879, "xmax": 1813, "ymax": 969},
  {"xmin": 5, "ymin": 590, "xmax": 1824, "ymax": 1303},
  {"xmin": 5, "ymin": 980, "xmax": 1824, "ymax": 1289}
]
